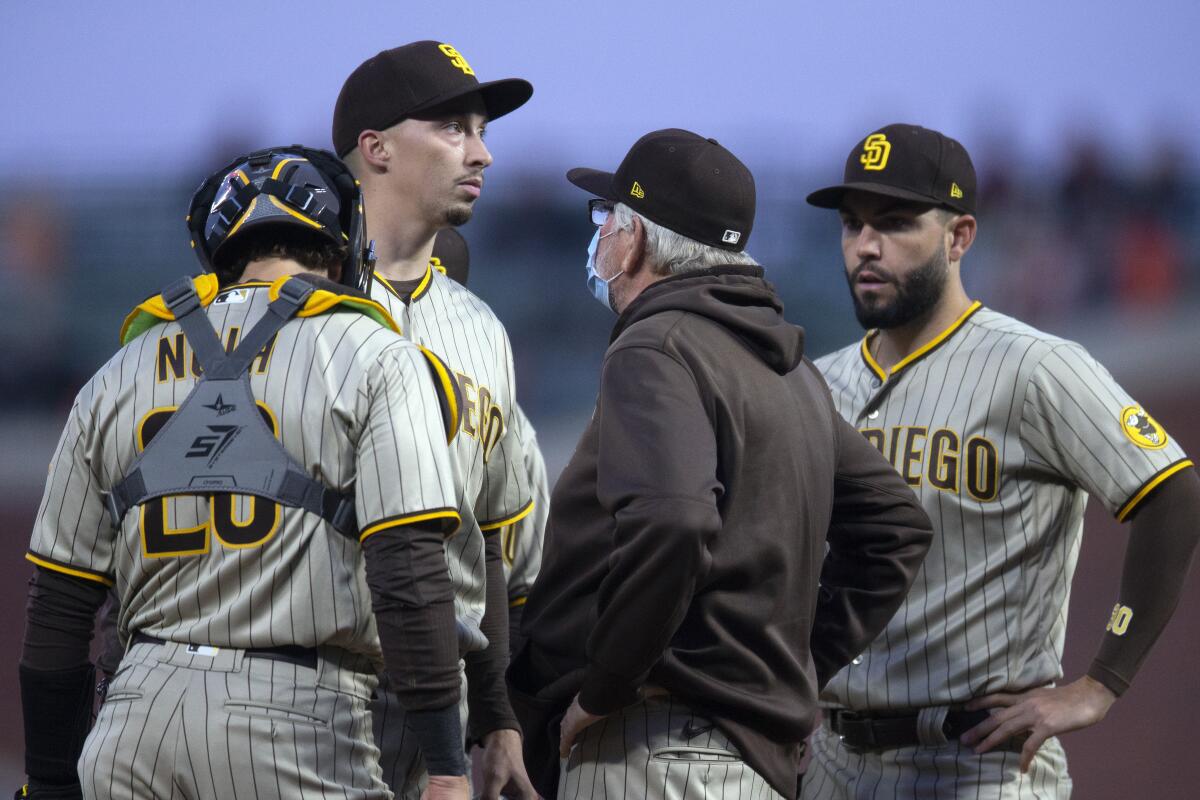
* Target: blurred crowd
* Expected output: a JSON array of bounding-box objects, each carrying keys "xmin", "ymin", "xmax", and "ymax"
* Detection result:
[
  {"xmin": 2, "ymin": 138, "xmax": 1198, "ymax": 417},
  {"xmin": 969, "ymin": 139, "xmax": 1199, "ymax": 321}
]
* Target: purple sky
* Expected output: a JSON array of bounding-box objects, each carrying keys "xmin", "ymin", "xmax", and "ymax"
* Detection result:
[{"xmin": 3, "ymin": 1, "xmax": 1196, "ymax": 179}]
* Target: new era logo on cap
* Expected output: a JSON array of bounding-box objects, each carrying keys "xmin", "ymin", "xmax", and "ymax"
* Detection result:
[
  {"xmin": 722, "ymin": 230, "xmax": 741, "ymax": 244},
  {"xmin": 630, "ymin": 181, "xmax": 645, "ymax": 199}
]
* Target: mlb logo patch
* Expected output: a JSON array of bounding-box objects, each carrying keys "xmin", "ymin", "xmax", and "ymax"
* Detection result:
[
  {"xmin": 186, "ymin": 644, "xmax": 220, "ymax": 657},
  {"xmin": 722, "ymin": 230, "xmax": 741, "ymax": 244},
  {"xmin": 214, "ymin": 289, "xmax": 248, "ymax": 305}
]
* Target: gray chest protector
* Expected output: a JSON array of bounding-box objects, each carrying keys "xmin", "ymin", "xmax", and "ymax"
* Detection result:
[{"xmin": 105, "ymin": 277, "xmax": 357, "ymax": 537}]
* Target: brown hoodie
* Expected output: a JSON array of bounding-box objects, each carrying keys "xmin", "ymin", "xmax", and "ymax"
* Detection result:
[{"xmin": 511, "ymin": 265, "xmax": 932, "ymax": 798}]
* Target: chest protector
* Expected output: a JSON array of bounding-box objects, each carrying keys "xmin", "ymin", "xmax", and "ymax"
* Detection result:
[{"xmin": 105, "ymin": 277, "xmax": 357, "ymax": 537}]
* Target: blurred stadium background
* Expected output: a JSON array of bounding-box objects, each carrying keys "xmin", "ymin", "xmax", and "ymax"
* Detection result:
[{"xmin": 3, "ymin": 2, "xmax": 1199, "ymax": 797}]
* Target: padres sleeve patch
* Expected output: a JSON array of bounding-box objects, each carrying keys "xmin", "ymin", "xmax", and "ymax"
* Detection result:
[{"xmin": 1120, "ymin": 405, "xmax": 1168, "ymax": 450}]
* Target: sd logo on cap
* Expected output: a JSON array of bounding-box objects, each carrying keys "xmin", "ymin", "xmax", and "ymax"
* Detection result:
[{"xmin": 808, "ymin": 123, "xmax": 976, "ymax": 215}]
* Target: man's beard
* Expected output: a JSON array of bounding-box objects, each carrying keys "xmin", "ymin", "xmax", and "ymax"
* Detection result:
[
  {"xmin": 847, "ymin": 243, "xmax": 949, "ymax": 330},
  {"xmin": 445, "ymin": 204, "xmax": 474, "ymax": 227}
]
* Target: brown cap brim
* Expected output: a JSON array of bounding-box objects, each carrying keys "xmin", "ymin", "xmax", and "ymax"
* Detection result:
[
  {"xmin": 806, "ymin": 181, "xmax": 968, "ymax": 212},
  {"xmin": 410, "ymin": 77, "xmax": 533, "ymax": 121},
  {"xmin": 565, "ymin": 167, "xmax": 617, "ymax": 199},
  {"xmin": 337, "ymin": 77, "xmax": 533, "ymax": 157}
]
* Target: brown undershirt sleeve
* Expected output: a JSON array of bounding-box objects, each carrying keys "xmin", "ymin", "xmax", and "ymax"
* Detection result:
[
  {"xmin": 362, "ymin": 520, "xmax": 465, "ymax": 775},
  {"xmin": 1088, "ymin": 467, "xmax": 1200, "ymax": 695},
  {"xmin": 464, "ymin": 532, "xmax": 520, "ymax": 744}
]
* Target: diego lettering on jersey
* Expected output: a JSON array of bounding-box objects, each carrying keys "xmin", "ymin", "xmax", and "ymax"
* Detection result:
[
  {"xmin": 455, "ymin": 370, "xmax": 505, "ymax": 463},
  {"xmin": 155, "ymin": 328, "xmax": 277, "ymax": 382},
  {"xmin": 860, "ymin": 425, "xmax": 999, "ymax": 501}
]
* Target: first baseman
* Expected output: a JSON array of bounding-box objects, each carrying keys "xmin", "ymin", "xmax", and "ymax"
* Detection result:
[
  {"xmin": 19, "ymin": 146, "xmax": 464, "ymax": 799},
  {"xmin": 333, "ymin": 42, "xmax": 536, "ymax": 800},
  {"xmin": 800, "ymin": 123, "xmax": 1200, "ymax": 797}
]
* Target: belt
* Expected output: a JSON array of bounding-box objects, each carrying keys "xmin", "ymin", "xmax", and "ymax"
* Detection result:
[
  {"xmin": 131, "ymin": 632, "xmax": 318, "ymax": 670},
  {"xmin": 828, "ymin": 707, "xmax": 1023, "ymax": 753}
]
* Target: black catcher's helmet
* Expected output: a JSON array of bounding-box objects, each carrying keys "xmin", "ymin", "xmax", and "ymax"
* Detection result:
[{"xmin": 186, "ymin": 145, "xmax": 374, "ymax": 292}]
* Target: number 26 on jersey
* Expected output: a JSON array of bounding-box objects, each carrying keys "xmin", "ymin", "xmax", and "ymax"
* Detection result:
[{"xmin": 136, "ymin": 405, "xmax": 281, "ymax": 557}]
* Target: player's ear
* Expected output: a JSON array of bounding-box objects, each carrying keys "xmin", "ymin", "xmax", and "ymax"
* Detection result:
[
  {"xmin": 355, "ymin": 130, "xmax": 389, "ymax": 171},
  {"xmin": 946, "ymin": 213, "xmax": 977, "ymax": 263},
  {"xmin": 621, "ymin": 215, "xmax": 648, "ymax": 276}
]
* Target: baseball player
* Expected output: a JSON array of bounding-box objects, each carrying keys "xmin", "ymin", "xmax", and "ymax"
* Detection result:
[
  {"xmin": 431, "ymin": 228, "xmax": 549, "ymax": 650},
  {"xmin": 800, "ymin": 123, "xmax": 1200, "ymax": 797},
  {"xmin": 18, "ymin": 146, "xmax": 468, "ymax": 799},
  {"xmin": 333, "ymin": 43, "xmax": 537, "ymax": 799}
]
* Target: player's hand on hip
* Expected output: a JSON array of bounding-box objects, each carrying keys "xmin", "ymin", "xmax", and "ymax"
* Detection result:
[
  {"xmin": 961, "ymin": 675, "xmax": 1117, "ymax": 772},
  {"xmin": 477, "ymin": 728, "xmax": 537, "ymax": 800},
  {"xmin": 558, "ymin": 694, "xmax": 603, "ymax": 759},
  {"xmin": 422, "ymin": 774, "xmax": 470, "ymax": 800}
]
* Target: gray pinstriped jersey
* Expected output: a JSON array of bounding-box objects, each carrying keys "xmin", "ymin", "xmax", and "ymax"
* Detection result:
[
  {"xmin": 371, "ymin": 266, "xmax": 533, "ymax": 636},
  {"xmin": 814, "ymin": 303, "xmax": 1191, "ymax": 710},
  {"xmin": 501, "ymin": 403, "xmax": 548, "ymax": 606},
  {"xmin": 28, "ymin": 281, "xmax": 458, "ymax": 672}
]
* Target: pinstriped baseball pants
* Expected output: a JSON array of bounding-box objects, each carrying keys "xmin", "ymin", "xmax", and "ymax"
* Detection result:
[
  {"xmin": 78, "ymin": 640, "xmax": 391, "ymax": 800},
  {"xmin": 558, "ymin": 696, "xmax": 786, "ymax": 800},
  {"xmin": 370, "ymin": 665, "xmax": 470, "ymax": 800},
  {"xmin": 800, "ymin": 721, "xmax": 1072, "ymax": 799}
]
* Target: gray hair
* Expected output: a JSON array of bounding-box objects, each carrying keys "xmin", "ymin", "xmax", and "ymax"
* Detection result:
[{"xmin": 612, "ymin": 203, "xmax": 758, "ymax": 276}]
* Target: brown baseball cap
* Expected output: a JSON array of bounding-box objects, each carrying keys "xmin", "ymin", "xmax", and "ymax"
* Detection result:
[
  {"xmin": 567, "ymin": 128, "xmax": 756, "ymax": 251},
  {"xmin": 806, "ymin": 123, "xmax": 976, "ymax": 215},
  {"xmin": 332, "ymin": 41, "xmax": 533, "ymax": 157}
]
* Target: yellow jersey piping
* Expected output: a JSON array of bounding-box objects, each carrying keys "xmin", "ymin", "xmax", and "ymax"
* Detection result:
[
  {"xmin": 860, "ymin": 301, "xmax": 983, "ymax": 381},
  {"xmin": 25, "ymin": 552, "xmax": 115, "ymax": 586},
  {"xmin": 359, "ymin": 508, "xmax": 462, "ymax": 542},
  {"xmin": 411, "ymin": 264, "xmax": 434, "ymax": 302},
  {"xmin": 373, "ymin": 263, "xmax": 435, "ymax": 304},
  {"xmin": 479, "ymin": 498, "xmax": 535, "ymax": 532},
  {"xmin": 1116, "ymin": 459, "xmax": 1194, "ymax": 522},
  {"xmin": 417, "ymin": 346, "xmax": 460, "ymax": 443}
]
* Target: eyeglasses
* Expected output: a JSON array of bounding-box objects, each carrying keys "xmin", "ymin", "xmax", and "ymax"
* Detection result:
[{"xmin": 589, "ymin": 199, "xmax": 614, "ymax": 227}]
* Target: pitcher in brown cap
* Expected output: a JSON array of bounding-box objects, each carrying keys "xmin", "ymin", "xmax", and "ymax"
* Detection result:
[{"xmin": 334, "ymin": 40, "xmax": 538, "ymax": 800}]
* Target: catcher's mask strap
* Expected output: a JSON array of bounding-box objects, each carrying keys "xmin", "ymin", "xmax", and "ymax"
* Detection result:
[
  {"xmin": 163, "ymin": 278, "xmax": 228, "ymax": 376},
  {"xmin": 211, "ymin": 179, "xmax": 343, "ymax": 244}
]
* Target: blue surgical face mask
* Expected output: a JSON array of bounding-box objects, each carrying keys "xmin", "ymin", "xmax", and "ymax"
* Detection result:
[{"xmin": 585, "ymin": 228, "xmax": 620, "ymax": 312}]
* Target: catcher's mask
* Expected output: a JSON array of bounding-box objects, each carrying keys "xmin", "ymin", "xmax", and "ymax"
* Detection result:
[{"xmin": 187, "ymin": 145, "xmax": 375, "ymax": 293}]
